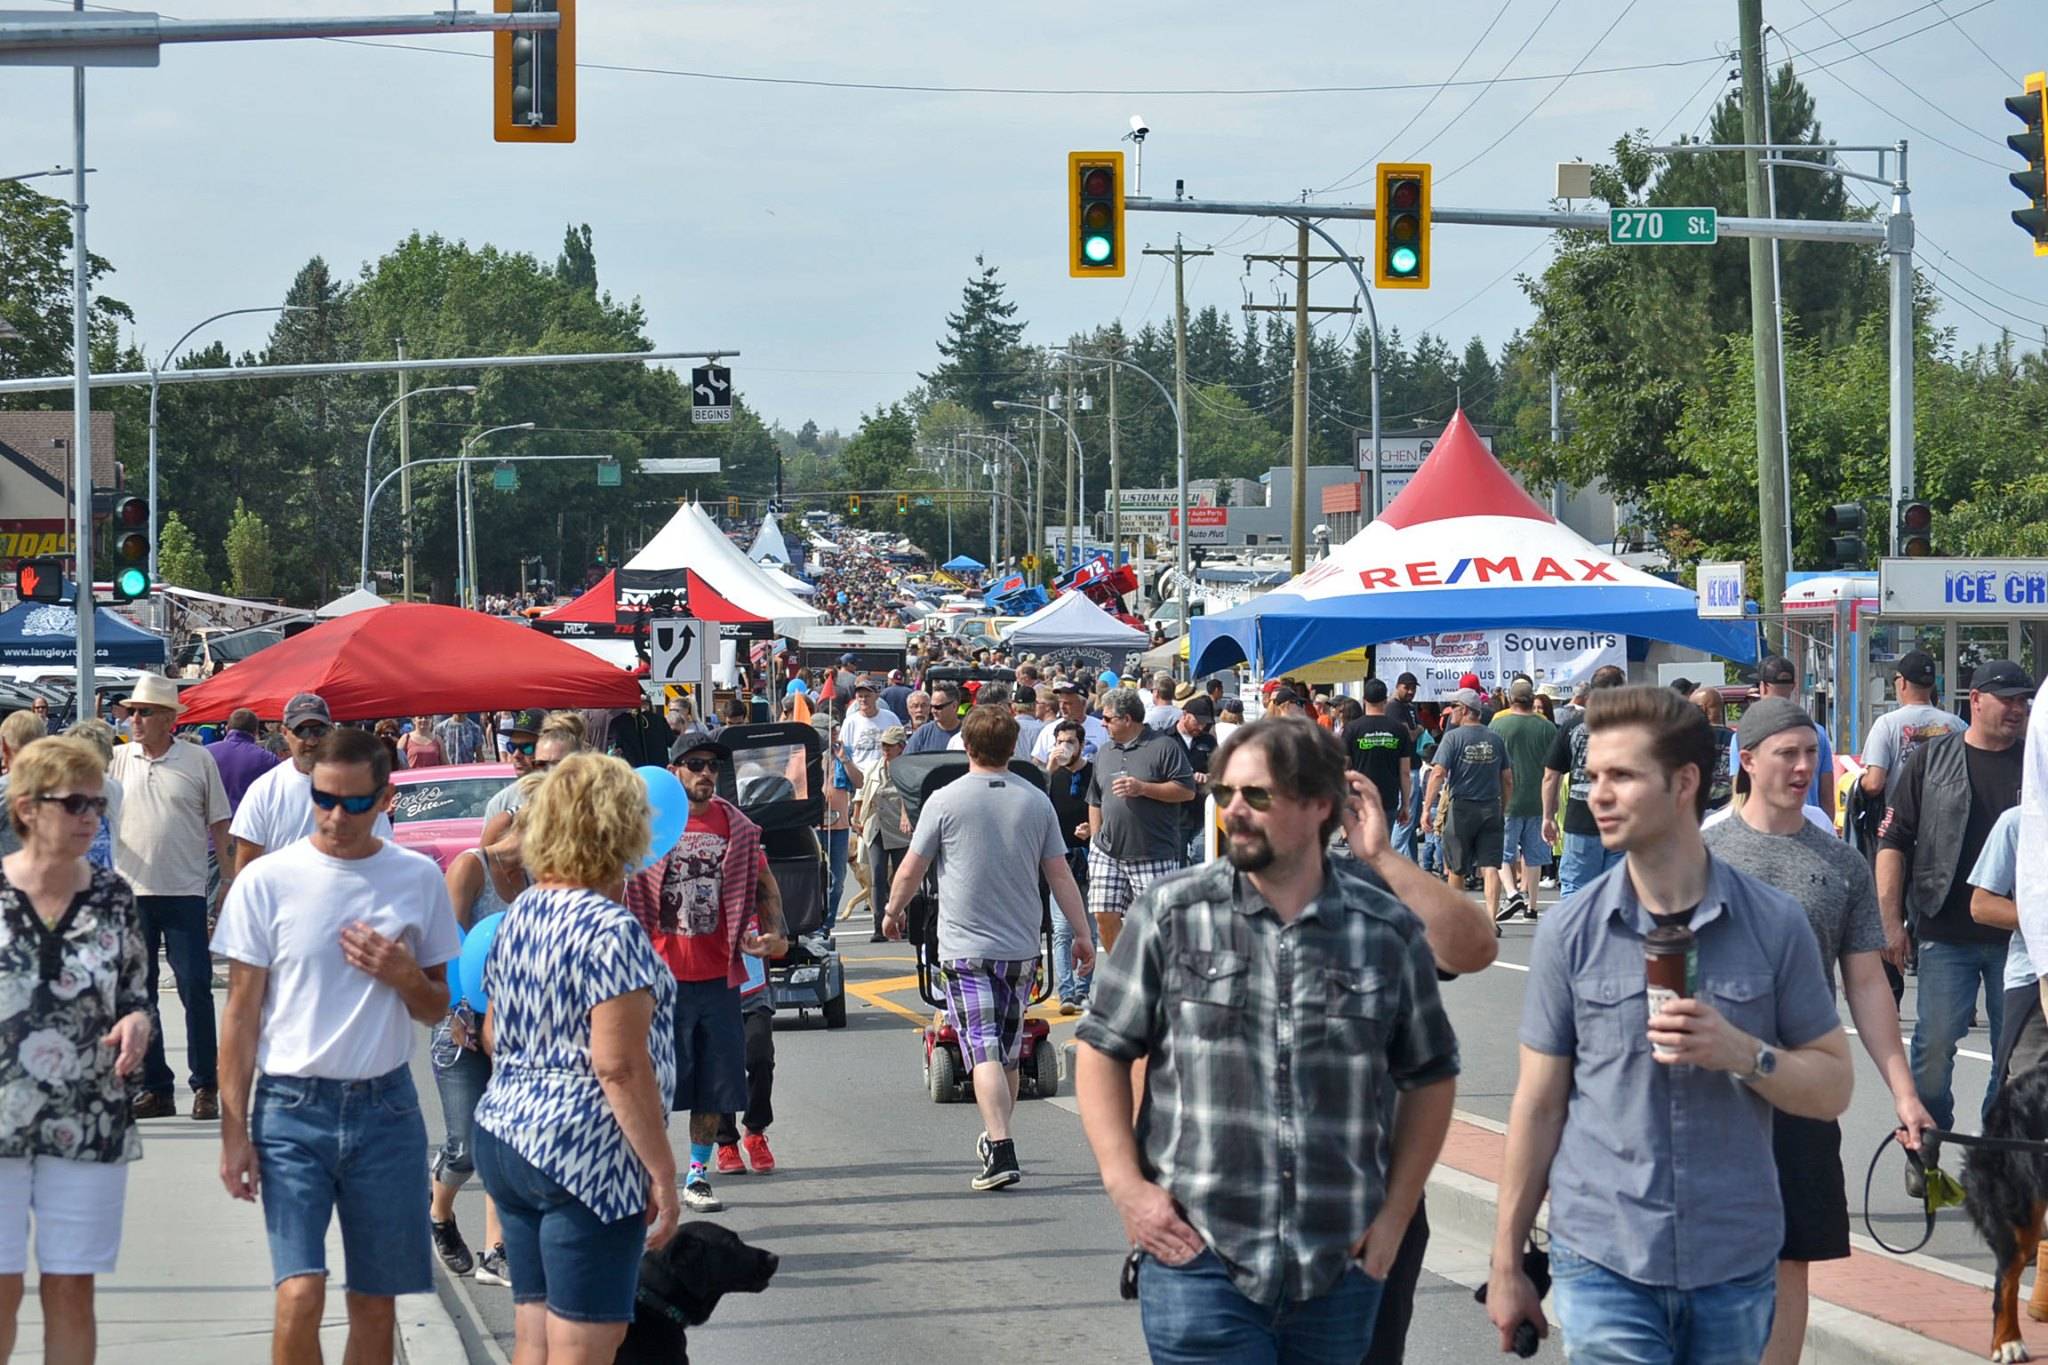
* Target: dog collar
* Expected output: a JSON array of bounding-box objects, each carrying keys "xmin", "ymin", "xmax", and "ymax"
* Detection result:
[{"xmin": 634, "ymin": 1285, "xmax": 688, "ymax": 1326}]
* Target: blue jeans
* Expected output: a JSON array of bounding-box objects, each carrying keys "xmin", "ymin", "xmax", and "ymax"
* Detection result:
[
  {"xmin": 823, "ymin": 826, "xmax": 849, "ymax": 933},
  {"xmin": 1910, "ymin": 938, "xmax": 2009, "ymax": 1130},
  {"xmin": 137, "ymin": 894, "xmax": 217, "ymax": 1096},
  {"xmin": 429, "ymin": 1018, "xmax": 491, "ymax": 1189},
  {"xmin": 249, "ymin": 1066, "xmax": 433, "ymax": 1296},
  {"xmin": 1052, "ymin": 850, "xmax": 1096, "ymax": 1003},
  {"xmin": 1548, "ymin": 1242, "xmax": 1775, "ymax": 1365},
  {"xmin": 1137, "ymin": 1249, "xmax": 1385, "ymax": 1365},
  {"xmin": 474, "ymin": 1124, "xmax": 645, "ymax": 1323},
  {"xmin": 1391, "ymin": 771, "xmax": 1424, "ymax": 861},
  {"xmin": 1559, "ymin": 833, "xmax": 1623, "ymax": 900}
]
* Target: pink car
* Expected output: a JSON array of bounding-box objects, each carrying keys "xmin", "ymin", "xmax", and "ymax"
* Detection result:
[{"xmin": 389, "ymin": 762, "xmax": 516, "ymax": 871}]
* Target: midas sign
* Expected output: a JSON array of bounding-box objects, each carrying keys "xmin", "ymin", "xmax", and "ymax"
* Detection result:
[
  {"xmin": 0, "ymin": 528, "xmax": 74, "ymax": 558},
  {"xmin": 1353, "ymin": 555, "xmax": 1620, "ymax": 591}
]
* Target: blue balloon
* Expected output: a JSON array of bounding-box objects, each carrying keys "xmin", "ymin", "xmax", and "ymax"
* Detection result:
[
  {"xmin": 447, "ymin": 922, "xmax": 467, "ymax": 1009},
  {"xmin": 459, "ymin": 912, "xmax": 505, "ymax": 1015},
  {"xmin": 636, "ymin": 765, "xmax": 689, "ymax": 871}
]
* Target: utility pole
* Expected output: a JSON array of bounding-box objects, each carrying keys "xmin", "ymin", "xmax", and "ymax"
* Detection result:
[
  {"xmin": 1243, "ymin": 236, "xmax": 1361, "ymax": 575},
  {"xmin": 1143, "ymin": 236, "xmax": 1213, "ymax": 594},
  {"xmin": 1108, "ymin": 360, "xmax": 1122, "ymax": 565},
  {"xmin": 397, "ymin": 338, "xmax": 413, "ymax": 601},
  {"xmin": 1064, "ymin": 360, "xmax": 1077, "ymax": 567},
  {"xmin": 1739, "ymin": 0, "xmax": 1790, "ymax": 642},
  {"xmin": 68, "ymin": 0, "xmax": 94, "ymax": 700},
  {"xmin": 1033, "ymin": 387, "xmax": 1047, "ymax": 579}
]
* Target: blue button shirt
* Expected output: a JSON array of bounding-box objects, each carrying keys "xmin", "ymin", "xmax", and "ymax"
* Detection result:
[{"xmin": 1520, "ymin": 855, "xmax": 1840, "ymax": 1289}]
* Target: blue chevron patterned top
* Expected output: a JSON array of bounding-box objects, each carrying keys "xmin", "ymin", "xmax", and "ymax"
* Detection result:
[{"xmin": 474, "ymin": 886, "xmax": 677, "ymax": 1222}]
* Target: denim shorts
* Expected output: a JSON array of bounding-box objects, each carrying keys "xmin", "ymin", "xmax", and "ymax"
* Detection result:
[
  {"xmin": 249, "ymin": 1066, "xmax": 432, "ymax": 1296},
  {"xmin": 1501, "ymin": 814, "xmax": 1549, "ymax": 866},
  {"xmin": 472, "ymin": 1124, "xmax": 646, "ymax": 1323},
  {"xmin": 1548, "ymin": 1241, "xmax": 1776, "ymax": 1365},
  {"xmin": 430, "ymin": 1019, "xmax": 493, "ymax": 1189},
  {"xmin": 670, "ymin": 978, "xmax": 749, "ymax": 1115}
]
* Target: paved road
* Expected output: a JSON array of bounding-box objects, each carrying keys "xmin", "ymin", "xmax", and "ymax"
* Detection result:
[{"xmin": 420, "ymin": 920, "xmax": 1506, "ymax": 1362}]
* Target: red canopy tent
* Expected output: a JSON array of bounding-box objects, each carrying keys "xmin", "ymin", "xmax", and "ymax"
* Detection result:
[
  {"xmin": 176, "ymin": 604, "xmax": 643, "ymax": 723},
  {"xmin": 532, "ymin": 570, "xmax": 642, "ymax": 638}
]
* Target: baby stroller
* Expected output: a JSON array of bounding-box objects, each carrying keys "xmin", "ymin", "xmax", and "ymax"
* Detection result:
[
  {"xmin": 718, "ymin": 722, "xmax": 847, "ymax": 1029},
  {"xmin": 888, "ymin": 751, "xmax": 1060, "ymax": 1103}
]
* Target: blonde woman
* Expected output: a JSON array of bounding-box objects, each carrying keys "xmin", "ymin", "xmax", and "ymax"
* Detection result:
[
  {"xmin": 472, "ymin": 755, "xmax": 678, "ymax": 1365},
  {"xmin": 0, "ymin": 737, "xmax": 152, "ymax": 1363}
]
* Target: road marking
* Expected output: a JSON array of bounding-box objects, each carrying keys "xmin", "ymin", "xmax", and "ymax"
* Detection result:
[
  {"xmin": 843, "ymin": 971, "xmax": 1092, "ymax": 1033},
  {"xmin": 1490, "ymin": 961, "xmax": 1530, "ymax": 973}
]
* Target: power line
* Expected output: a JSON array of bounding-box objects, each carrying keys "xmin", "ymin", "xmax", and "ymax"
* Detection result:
[
  {"xmin": 1928, "ymin": 0, "xmax": 2017, "ymax": 81},
  {"xmin": 1787, "ymin": 0, "xmax": 2008, "ymax": 153},
  {"xmin": 1420, "ymin": 239, "xmax": 1552, "ymax": 333},
  {"xmin": 1651, "ymin": 58, "xmax": 1737, "ymax": 143},
  {"xmin": 1408, "ymin": 0, "xmax": 1569, "ymax": 165},
  {"xmin": 1772, "ymin": 19, "xmax": 2011, "ymax": 171}
]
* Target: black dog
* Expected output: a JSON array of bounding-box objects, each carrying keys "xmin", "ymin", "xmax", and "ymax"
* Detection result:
[
  {"xmin": 614, "ymin": 1221, "xmax": 779, "ymax": 1365},
  {"xmin": 1963, "ymin": 1064, "xmax": 2048, "ymax": 1364}
]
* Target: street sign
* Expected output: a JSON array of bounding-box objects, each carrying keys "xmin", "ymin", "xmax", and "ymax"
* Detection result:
[
  {"xmin": 649, "ymin": 616, "xmax": 707, "ymax": 683},
  {"xmin": 1353, "ymin": 430, "xmax": 1492, "ymax": 473},
  {"xmin": 1696, "ymin": 560, "xmax": 1746, "ymax": 618},
  {"xmin": 639, "ymin": 457, "xmax": 723, "ymax": 475},
  {"xmin": 913, "ymin": 495, "xmax": 934, "ymax": 508},
  {"xmin": 491, "ymin": 465, "xmax": 518, "ymax": 492},
  {"xmin": 691, "ymin": 365, "xmax": 733, "ymax": 424},
  {"xmin": 595, "ymin": 460, "xmax": 621, "ymax": 487},
  {"xmin": 1608, "ymin": 206, "xmax": 1717, "ymax": 246}
]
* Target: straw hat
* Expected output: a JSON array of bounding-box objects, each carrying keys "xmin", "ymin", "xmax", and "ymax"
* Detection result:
[{"xmin": 126, "ymin": 674, "xmax": 186, "ymax": 714}]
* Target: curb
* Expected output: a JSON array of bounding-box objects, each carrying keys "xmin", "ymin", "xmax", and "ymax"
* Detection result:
[{"xmin": 397, "ymin": 1264, "xmax": 511, "ymax": 1365}]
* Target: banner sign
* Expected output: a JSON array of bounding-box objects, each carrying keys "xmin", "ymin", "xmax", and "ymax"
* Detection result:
[{"xmin": 1367, "ymin": 629, "xmax": 1625, "ymax": 700}]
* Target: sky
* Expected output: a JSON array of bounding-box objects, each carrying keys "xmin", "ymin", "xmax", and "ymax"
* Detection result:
[{"xmin": 3, "ymin": 0, "xmax": 2044, "ymax": 435}]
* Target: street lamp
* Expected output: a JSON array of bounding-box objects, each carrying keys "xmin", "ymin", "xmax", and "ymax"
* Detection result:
[
  {"xmin": 458, "ymin": 423, "xmax": 535, "ymax": 607},
  {"xmin": 148, "ymin": 305, "xmax": 311, "ymax": 593},
  {"xmin": 1050, "ymin": 352, "xmax": 1189, "ymax": 637},
  {"xmin": 993, "ymin": 399, "xmax": 1087, "ymax": 568},
  {"xmin": 360, "ymin": 383, "xmax": 481, "ymax": 589},
  {"xmin": 959, "ymin": 430, "xmax": 1040, "ymax": 566}
]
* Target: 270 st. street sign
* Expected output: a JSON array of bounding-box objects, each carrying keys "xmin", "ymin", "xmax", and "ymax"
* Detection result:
[{"xmin": 1608, "ymin": 207, "xmax": 1718, "ymax": 246}]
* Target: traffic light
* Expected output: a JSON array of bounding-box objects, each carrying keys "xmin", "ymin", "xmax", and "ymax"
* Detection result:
[
  {"xmin": 108, "ymin": 494, "xmax": 150, "ymax": 602},
  {"xmin": 493, "ymin": 0, "xmax": 576, "ymax": 144},
  {"xmin": 1897, "ymin": 500, "xmax": 1934, "ymax": 557},
  {"xmin": 2007, "ymin": 72, "xmax": 2048, "ymax": 255},
  {"xmin": 1820, "ymin": 503, "xmax": 1865, "ymax": 570},
  {"xmin": 897, "ymin": 493, "xmax": 909, "ymax": 514},
  {"xmin": 726, "ymin": 495, "xmax": 740, "ymax": 520},
  {"xmin": 849, "ymin": 494, "xmax": 861, "ymax": 515},
  {"xmin": 13, "ymin": 556, "xmax": 63, "ymax": 603},
  {"xmin": 1067, "ymin": 151, "xmax": 1126, "ymax": 279},
  {"xmin": 1375, "ymin": 163, "xmax": 1432, "ymax": 289}
]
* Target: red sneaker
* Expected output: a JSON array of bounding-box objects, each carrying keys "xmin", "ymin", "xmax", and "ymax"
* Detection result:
[
  {"xmin": 714, "ymin": 1143, "xmax": 746, "ymax": 1175},
  {"xmin": 742, "ymin": 1132, "xmax": 776, "ymax": 1174}
]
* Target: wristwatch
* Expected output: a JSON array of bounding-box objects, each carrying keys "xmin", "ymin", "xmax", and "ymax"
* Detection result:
[{"xmin": 1736, "ymin": 1042, "xmax": 1778, "ymax": 1084}]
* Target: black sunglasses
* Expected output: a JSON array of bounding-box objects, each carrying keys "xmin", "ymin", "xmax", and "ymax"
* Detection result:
[
  {"xmin": 36, "ymin": 793, "xmax": 109, "ymax": 818},
  {"xmin": 676, "ymin": 756, "xmax": 718, "ymax": 774},
  {"xmin": 1209, "ymin": 783, "xmax": 1277, "ymax": 812},
  {"xmin": 310, "ymin": 787, "xmax": 382, "ymax": 815},
  {"xmin": 292, "ymin": 722, "xmax": 332, "ymax": 741}
]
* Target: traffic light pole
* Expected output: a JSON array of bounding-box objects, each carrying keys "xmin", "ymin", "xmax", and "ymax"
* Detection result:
[{"xmin": 68, "ymin": 5, "xmax": 92, "ymax": 702}]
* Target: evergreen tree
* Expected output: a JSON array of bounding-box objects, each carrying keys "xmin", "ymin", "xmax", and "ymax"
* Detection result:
[
  {"xmin": 225, "ymin": 499, "xmax": 276, "ymax": 599},
  {"xmin": 556, "ymin": 223, "xmax": 598, "ymax": 293},
  {"xmin": 922, "ymin": 256, "xmax": 1029, "ymax": 420}
]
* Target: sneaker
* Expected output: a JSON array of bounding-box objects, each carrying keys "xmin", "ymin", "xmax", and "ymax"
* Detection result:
[
  {"xmin": 474, "ymin": 1245, "xmax": 511, "ymax": 1287},
  {"xmin": 1539, "ymin": 874, "xmax": 1559, "ymax": 890},
  {"xmin": 1523, "ymin": 902, "xmax": 1541, "ymax": 921},
  {"xmin": 431, "ymin": 1219, "xmax": 474, "ymax": 1276},
  {"xmin": 683, "ymin": 1173, "xmax": 724, "ymax": 1213},
  {"xmin": 973, "ymin": 1136, "xmax": 1022, "ymax": 1191},
  {"xmin": 1493, "ymin": 897, "xmax": 1520, "ymax": 924},
  {"xmin": 714, "ymin": 1143, "xmax": 746, "ymax": 1175},
  {"xmin": 742, "ymin": 1132, "xmax": 776, "ymax": 1174},
  {"xmin": 131, "ymin": 1092, "xmax": 176, "ymax": 1120},
  {"xmin": 1058, "ymin": 999, "xmax": 1079, "ymax": 1016}
]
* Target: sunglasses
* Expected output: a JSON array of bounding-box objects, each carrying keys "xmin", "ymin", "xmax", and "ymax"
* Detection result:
[
  {"xmin": 309, "ymin": 786, "xmax": 383, "ymax": 815},
  {"xmin": 127, "ymin": 706, "xmax": 167, "ymax": 719},
  {"xmin": 36, "ymin": 793, "xmax": 108, "ymax": 818},
  {"xmin": 292, "ymin": 723, "xmax": 331, "ymax": 741},
  {"xmin": 1209, "ymin": 783, "xmax": 1277, "ymax": 812},
  {"xmin": 509, "ymin": 740, "xmax": 538, "ymax": 757},
  {"xmin": 676, "ymin": 756, "xmax": 718, "ymax": 773}
]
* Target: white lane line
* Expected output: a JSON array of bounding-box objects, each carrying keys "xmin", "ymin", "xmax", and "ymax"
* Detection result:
[{"xmin": 1490, "ymin": 961, "xmax": 1530, "ymax": 973}]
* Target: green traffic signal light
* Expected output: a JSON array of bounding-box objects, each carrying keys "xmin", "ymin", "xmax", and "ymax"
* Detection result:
[
  {"xmin": 112, "ymin": 567, "xmax": 149, "ymax": 602},
  {"xmin": 1389, "ymin": 246, "xmax": 1419, "ymax": 276},
  {"xmin": 1083, "ymin": 234, "xmax": 1113, "ymax": 264}
]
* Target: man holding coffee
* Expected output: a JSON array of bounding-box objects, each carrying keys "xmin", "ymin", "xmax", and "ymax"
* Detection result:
[{"xmin": 1487, "ymin": 686, "xmax": 1851, "ymax": 1362}]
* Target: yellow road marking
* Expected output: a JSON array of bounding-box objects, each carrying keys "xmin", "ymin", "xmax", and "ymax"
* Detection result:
[{"xmin": 844, "ymin": 971, "xmax": 1090, "ymax": 1033}]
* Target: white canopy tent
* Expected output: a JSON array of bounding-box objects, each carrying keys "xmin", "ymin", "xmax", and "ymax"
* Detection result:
[
  {"xmin": 620, "ymin": 500, "xmax": 823, "ymax": 632},
  {"xmin": 748, "ymin": 513, "xmax": 793, "ymax": 566},
  {"xmin": 1001, "ymin": 591, "xmax": 1149, "ymax": 674},
  {"xmin": 316, "ymin": 587, "xmax": 390, "ymax": 618}
]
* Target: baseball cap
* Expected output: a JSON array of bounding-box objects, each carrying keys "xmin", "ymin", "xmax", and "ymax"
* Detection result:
[
  {"xmin": 1894, "ymin": 650, "xmax": 1937, "ymax": 687},
  {"xmin": 1220, "ymin": 697, "xmax": 1244, "ymax": 715},
  {"xmin": 879, "ymin": 725, "xmax": 907, "ymax": 746},
  {"xmin": 509, "ymin": 708, "xmax": 548, "ymax": 736},
  {"xmin": 1453, "ymin": 688, "xmax": 1484, "ymax": 711},
  {"xmin": 853, "ymin": 675, "xmax": 878, "ymax": 693},
  {"xmin": 283, "ymin": 692, "xmax": 331, "ymax": 729},
  {"xmin": 1970, "ymin": 659, "xmax": 2035, "ymax": 698},
  {"xmin": 1736, "ymin": 696, "xmax": 1813, "ymax": 751},
  {"xmin": 1507, "ymin": 678, "xmax": 1535, "ymax": 704},
  {"xmin": 1271, "ymin": 688, "xmax": 1303, "ymax": 708},
  {"xmin": 1756, "ymin": 655, "xmax": 1797, "ymax": 686},
  {"xmin": 1396, "ymin": 672, "xmax": 1419, "ymax": 687},
  {"xmin": 668, "ymin": 727, "xmax": 733, "ymax": 764},
  {"xmin": 1458, "ymin": 672, "xmax": 1483, "ymax": 691},
  {"xmin": 1183, "ymin": 695, "xmax": 1216, "ymax": 721}
]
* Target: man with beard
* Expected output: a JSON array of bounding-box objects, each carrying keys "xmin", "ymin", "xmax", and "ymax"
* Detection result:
[{"xmin": 1076, "ymin": 716, "xmax": 1459, "ymax": 1362}]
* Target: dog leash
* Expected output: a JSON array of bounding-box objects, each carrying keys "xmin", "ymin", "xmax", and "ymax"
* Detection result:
[{"xmin": 1860, "ymin": 1125, "xmax": 2048, "ymax": 1256}]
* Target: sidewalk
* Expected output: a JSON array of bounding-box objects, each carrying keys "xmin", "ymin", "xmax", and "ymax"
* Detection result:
[{"xmin": 9, "ymin": 986, "xmax": 465, "ymax": 1364}]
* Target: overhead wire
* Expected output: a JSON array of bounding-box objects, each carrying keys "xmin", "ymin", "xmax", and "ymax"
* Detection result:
[
  {"xmin": 1771, "ymin": 20, "xmax": 2010, "ymax": 171},
  {"xmin": 1927, "ymin": 0, "xmax": 2018, "ymax": 80},
  {"xmin": 1788, "ymin": 0, "xmax": 2010, "ymax": 153}
]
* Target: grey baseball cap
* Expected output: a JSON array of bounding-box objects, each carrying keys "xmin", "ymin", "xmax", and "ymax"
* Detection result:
[{"xmin": 283, "ymin": 692, "xmax": 331, "ymax": 729}]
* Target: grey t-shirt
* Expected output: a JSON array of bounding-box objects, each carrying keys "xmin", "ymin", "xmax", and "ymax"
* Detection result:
[
  {"xmin": 1433, "ymin": 724, "xmax": 1506, "ymax": 805},
  {"xmin": 1703, "ymin": 816, "xmax": 1884, "ymax": 1000},
  {"xmin": 1088, "ymin": 727, "xmax": 1197, "ymax": 863},
  {"xmin": 910, "ymin": 771, "xmax": 1065, "ymax": 961},
  {"xmin": 1861, "ymin": 703, "xmax": 1961, "ymax": 798}
]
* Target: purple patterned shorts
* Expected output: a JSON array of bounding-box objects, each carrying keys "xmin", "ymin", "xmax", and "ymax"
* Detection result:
[{"xmin": 939, "ymin": 958, "xmax": 1040, "ymax": 1069}]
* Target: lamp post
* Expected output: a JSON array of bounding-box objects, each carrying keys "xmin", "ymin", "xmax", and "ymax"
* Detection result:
[
  {"xmin": 959, "ymin": 430, "xmax": 1040, "ymax": 568},
  {"xmin": 994, "ymin": 400, "xmax": 1086, "ymax": 569},
  {"xmin": 363, "ymin": 452, "xmax": 609, "ymax": 603},
  {"xmin": 149, "ymin": 306, "xmax": 310, "ymax": 594},
  {"xmin": 1050, "ymin": 352, "xmax": 1188, "ymax": 637},
  {"xmin": 359, "ymin": 383, "xmax": 479, "ymax": 589},
  {"xmin": 457, "ymin": 423, "xmax": 534, "ymax": 607}
]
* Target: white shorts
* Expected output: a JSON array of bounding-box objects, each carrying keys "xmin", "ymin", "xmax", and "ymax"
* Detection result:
[{"xmin": 0, "ymin": 1155, "xmax": 129, "ymax": 1276}]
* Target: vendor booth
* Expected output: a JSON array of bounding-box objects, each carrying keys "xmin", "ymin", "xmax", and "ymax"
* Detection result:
[
  {"xmin": 1190, "ymin": 411, "xmax": 1756, "ymax": 678},
  {"xmin": 0, "ymin": 598, "xmax": 167, "ymax": 668},
  {"xmin": 1000, "ymin": 591, "xmax": 1149, "ymax": 676},
  {"xmin": 620, "ymin": 501, "xmax": 822, "ymax": 640}
]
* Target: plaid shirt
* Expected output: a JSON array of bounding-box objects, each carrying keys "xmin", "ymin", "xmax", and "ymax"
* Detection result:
[{"xmin": 1076, "ymin": 856, "xmax": 1460, "ymax": 1307}]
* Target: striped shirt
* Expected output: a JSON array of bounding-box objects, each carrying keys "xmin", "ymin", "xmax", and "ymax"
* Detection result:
[{"xmin": 1077, "ymin": 856, "xmax": 1460, "ymax": 1307}]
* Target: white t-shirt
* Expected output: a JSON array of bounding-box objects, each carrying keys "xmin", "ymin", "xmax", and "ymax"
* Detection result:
[
  {"xmin": 840, "ymin": 707, "xmax": 894, "ymax": 771},
  {"xmin": 1031, "ymin": 714, "xmax": 1110, "ymax": 763},
  {"xmin": 229, "ymin": 762, "xmax": 394, "ymax": 852},
  {"xmin": 211, "ymin": 838, "xmax": 461, "ymax": 1079}
]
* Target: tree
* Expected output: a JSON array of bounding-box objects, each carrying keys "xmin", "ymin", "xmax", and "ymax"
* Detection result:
[
  {"xmin": 155, "ymin": 512, "xmax": 210, "ymax": 591},
  {"xmin": 795, "ymin": 419, "xmax": 820, "ymax": 450},
  {"xmin": 225, "ymin": 499, "xmax": 276, "ymax": 599},
  {"xmin": 0, "ymin": 181, "xmax": 132, "ymax": 389},
  {"xmin": 556, "ymin": 223, "xmax": 597, "ymax": 293},
  {"xmin": 922, "ymin": 256, "xmax": 1029, "ymax": 420}
]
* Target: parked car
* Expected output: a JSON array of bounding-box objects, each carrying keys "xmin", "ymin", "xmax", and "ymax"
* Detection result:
[{"xmin": 389, "ymin": 762, "xmax": 515, "ymax": 871}]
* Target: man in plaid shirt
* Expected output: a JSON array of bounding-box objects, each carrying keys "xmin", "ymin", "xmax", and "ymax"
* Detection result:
[{"xmin": 1077, "ymin": 716, "xmax": 1460, "ymax": 1362}]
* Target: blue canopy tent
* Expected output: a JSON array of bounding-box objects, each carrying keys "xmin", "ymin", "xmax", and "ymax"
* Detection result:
[
  {"xmin": 0, "ymin": 598, "xmax": 167, "ymax": 668},
  {"xmin": 941, "ymin": 554, "xmax": 986, "ymax": 573},
  {"xmin": 1189, "ymin": 411, "xmax": 1757, "ymax": 678}
]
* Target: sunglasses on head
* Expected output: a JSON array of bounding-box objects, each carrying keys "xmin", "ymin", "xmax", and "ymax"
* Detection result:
[
  {"xmin": 36, "ymin": 792, "xmax": 108, "ymax": 818},
  {"xmin": 1209, "ymin": 783, "xmax": 1277, "ymax": 812},
  {"xmin": 310, "ymin": 786, "xmax": 382, "ymax": 815},
  {"xmin": 676, "ymin": 756, "xmax": 718, "ymax": 773}
]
